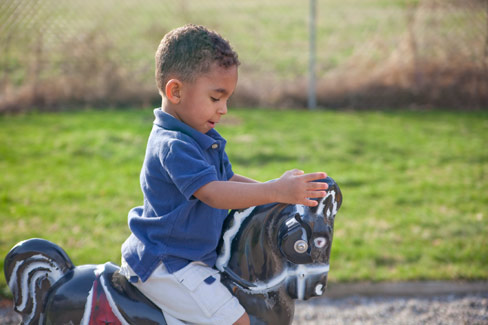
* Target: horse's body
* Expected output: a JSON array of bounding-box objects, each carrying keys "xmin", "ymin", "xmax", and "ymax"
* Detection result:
[{"xmin": 4, "ymin": 177, "xmax": 342, "ymax": 325}]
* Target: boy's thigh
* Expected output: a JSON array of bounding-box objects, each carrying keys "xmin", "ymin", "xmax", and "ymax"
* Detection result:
[{"xmin": 122, "ymin": 261, "xmax": 245, "ymax": 325}]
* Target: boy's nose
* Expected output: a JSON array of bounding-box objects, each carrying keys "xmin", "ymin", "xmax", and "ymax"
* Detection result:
[{"xmin": 218, "ymin": 102, "xmax": 228, "ymax": 115}]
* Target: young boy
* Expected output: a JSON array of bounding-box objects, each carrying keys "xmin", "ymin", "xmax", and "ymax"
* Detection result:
[{"xmin": 121, "ymin": 24, "xmax": 328, "ymax": 325}]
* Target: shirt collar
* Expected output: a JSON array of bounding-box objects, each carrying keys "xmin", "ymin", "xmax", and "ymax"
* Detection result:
[{"xmin": 153, "ymin": 108, "xmax": 225, "ymax": 150}]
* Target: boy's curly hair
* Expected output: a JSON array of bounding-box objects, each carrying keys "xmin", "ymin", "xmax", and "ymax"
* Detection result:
[{"xmin": 155, "ymin": 24, "xmax": 240, "ymax": 96}]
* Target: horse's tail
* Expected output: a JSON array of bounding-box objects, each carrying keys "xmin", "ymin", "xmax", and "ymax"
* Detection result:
[{"xmin": 4, "ymin": 238, "xmax": 74, "ymax": 324}]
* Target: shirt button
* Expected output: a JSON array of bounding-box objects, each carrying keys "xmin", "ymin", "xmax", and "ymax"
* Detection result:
[{"xmin": 211, "ymin": 143, "xmax": 219, "ymax": 149}]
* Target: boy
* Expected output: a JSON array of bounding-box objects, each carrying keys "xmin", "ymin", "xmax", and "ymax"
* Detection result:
[{"xmin": 121, "ymin": 24, "xmax": 328, "ymax": 325}]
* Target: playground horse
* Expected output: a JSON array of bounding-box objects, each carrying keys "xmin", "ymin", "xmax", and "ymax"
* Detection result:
[{"xmin": 4, "ymin": 177, "xmax": 342, "ymax": 325}]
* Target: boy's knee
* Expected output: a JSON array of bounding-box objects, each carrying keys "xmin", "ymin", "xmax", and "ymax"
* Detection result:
[{"xmin": 233, "ymin": 311, "xmax": 250, "ymax": 325}]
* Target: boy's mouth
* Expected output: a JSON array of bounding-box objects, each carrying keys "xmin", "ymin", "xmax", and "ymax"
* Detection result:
[{"xmin": 208, "ymin": 121, "xmax": 216, "ymax": 128}]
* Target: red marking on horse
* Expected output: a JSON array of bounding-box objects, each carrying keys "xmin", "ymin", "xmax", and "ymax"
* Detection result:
[{"xmin": 89, "ymin": 277, "xmax": 122, "ymax": 325}]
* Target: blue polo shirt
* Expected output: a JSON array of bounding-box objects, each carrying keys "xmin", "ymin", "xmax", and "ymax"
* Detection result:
[{"xmin": 121, "ymin": 109, "xmax": 234, "ymax": 282}]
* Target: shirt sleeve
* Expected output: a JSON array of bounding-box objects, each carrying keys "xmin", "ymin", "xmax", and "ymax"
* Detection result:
[
  {"xmin": 162, "ymin": 139, "xmax": 218, "ymax": 200},
  {"xmin": 222, "ymin": 150, "xmax": 234, "ymax": 180}
]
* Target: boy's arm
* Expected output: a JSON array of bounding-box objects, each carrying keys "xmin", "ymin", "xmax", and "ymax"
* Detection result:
[
  {"xmin": 194, "ymin": 169, "xmax": 328, "ymax": 210},
  {"xmin": 229, "ymin": 174, "xmax": 260, "ymax": 184}
]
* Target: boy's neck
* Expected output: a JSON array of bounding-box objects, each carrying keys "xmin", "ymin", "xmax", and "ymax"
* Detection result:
[{"xmin": 161, "ymin": 98, "xmax": 177, "ymax": 119}]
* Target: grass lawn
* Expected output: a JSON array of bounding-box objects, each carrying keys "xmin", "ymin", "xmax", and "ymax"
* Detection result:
[{"xmin": 0, "ymin": 108, "xmax": 487, "ymax": 297}]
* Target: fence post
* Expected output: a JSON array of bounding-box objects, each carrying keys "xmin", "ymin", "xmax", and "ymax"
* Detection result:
[{"xmin": 308, "ymin": 0, "xmax": 317, "ymax": 110}]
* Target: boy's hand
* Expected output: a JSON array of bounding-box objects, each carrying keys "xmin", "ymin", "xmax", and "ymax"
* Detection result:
[{"xmin": 273, "ymin": 169, "xmax": 328, "ymax": 207}]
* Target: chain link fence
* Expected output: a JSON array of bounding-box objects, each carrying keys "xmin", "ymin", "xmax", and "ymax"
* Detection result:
[{"xmin": 0, "ymin": 0, "xmax": 486, "ymax": 112}]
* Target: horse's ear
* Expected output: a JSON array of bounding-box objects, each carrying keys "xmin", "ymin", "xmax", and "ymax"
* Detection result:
[
  {"xmin": 312, "ymin": 177, "xmax": 343, "ymax": 216},
  {"xmin": 325, "ymin": 177, "xmax": 343, "ymax": 209}
]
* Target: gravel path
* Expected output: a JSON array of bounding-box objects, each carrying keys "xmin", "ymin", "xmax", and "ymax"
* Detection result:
[
  {"xmin": 2, "ymin": 293, "xmax": 487, "ymax": 324},
  {"xmin": 293, "ymin": 293, "xmax": 488, "ymax": 325}
]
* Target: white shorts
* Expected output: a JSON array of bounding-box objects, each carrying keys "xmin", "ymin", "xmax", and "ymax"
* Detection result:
[{"xmin": 120, "ymin": 259, "xmax": 245, "ymax": 325}]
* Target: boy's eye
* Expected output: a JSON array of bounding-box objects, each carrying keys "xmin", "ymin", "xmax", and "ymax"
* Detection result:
[{"xmin": 210, "ymin": 97, "xmax": 220, "ymax": 102}]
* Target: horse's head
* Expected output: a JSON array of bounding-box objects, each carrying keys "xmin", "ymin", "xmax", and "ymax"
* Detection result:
[
  {"xmin": 217, "ymin": 177, "xmax": 342, "ymax": 324},
  {"xmin": 218, "ymin": 177, "xmax": 342, "ymax": 300},
  {"xmin": 279, "ymin": 177, "xmax": 342, "ymax": 265},
  {"xmin": 277, "ymin": 177, "xmax": 342, "ymax": 300}
]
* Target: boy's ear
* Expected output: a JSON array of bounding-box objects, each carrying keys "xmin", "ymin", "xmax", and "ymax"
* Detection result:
[{"xmin": 165, "ymin": 79, "xmax": 182, "ymax": 104}]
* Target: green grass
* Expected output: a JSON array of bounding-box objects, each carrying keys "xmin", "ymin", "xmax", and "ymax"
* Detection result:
[{"xmin": 1, "ymin": 108, "xmax": 487, "ymax": 297}]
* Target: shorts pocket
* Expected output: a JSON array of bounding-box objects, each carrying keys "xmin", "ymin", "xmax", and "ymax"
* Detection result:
[{"xmin": 173, "ymin": 263, "xmax": 233, "ymax": 318}]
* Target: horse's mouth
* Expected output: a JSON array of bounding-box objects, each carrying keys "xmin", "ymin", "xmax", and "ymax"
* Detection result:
[{"xmin": 285, "ymin": 264, "xmax": 329, "ymax": 300}]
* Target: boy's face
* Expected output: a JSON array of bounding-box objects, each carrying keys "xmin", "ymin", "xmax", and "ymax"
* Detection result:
[{"xmin": 170, "ymin": 63, "xmax": 238, "ymax": 134}]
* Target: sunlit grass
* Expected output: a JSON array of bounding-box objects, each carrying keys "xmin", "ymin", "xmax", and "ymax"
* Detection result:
[{"xmin": 0, "ymin": 108, "xmax": 487, "ymax": 296}]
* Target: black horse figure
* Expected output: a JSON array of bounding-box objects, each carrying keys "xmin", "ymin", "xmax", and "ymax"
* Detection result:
[{"xmin": 4, "ymin": 177, "xmax": 342, "ymax": 325}]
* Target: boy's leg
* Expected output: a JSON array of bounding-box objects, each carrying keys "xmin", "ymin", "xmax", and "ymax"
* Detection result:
[
  {"xmin": 120, "ymin": 260, "xmax": 246, "ymax": 325},
  {"xmin": 233, "ymin": 312, "xmax": 250, "ymax": 325}
]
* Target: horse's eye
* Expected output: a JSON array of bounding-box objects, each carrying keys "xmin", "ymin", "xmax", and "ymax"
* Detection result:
[{"xmin": 314, "ymin": 237, "xmax": 327, "ymax": 248}]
